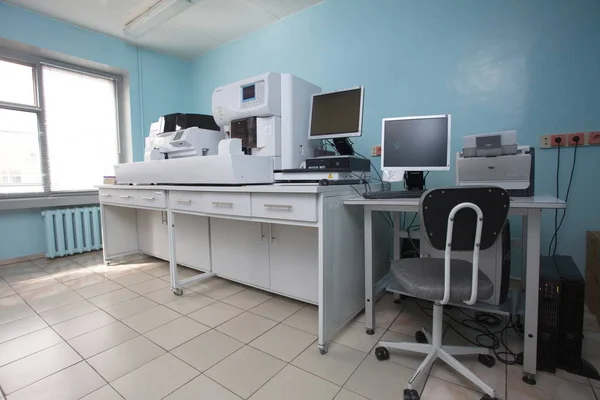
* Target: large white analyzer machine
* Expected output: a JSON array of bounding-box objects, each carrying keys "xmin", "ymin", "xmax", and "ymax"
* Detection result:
[{"xmin": 212, "ymin": 72, "xmax": 322, "ymax": 170}]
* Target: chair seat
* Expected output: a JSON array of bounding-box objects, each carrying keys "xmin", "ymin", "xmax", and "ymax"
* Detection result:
[{"xmin": 391, "ymin": 258, "xmax": 494, "ymax": 302}]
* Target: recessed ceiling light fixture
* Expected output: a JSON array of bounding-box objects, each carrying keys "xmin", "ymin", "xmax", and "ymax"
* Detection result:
[{"xmin": 124, "ymin": 0, "xmax": 201, "ymax": 37}]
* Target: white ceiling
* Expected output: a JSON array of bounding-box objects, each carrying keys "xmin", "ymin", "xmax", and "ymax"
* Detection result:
[{"xmin": 2, "ymin": 0, "xmax": 322, "ymax": 60}]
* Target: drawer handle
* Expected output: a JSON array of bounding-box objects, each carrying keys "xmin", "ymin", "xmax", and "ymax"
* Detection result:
[
  {"xmin": 212, "ymin": 201, "xmax": 234, "ymax": 207},
  {"xmin": 141, "ymin": 196, "xmax": 155, "ymax": 200},
  {"xmin": 264, "ymin": 204, "xmax": 293, "ymax": 211},
  {"xmin": 176, "ymin": 199, "xmax": 192, "ymax": 204},
  {"xmin": 153, "ymin": 192, "xmax": 163, "ymax": 195},
  {"xmin": 119, "ymin": 195, "xmax": 131, "ymax": 199},
  {"xmin": 100, "ymin": 194, "xmax": 111, "ymax": 197}
]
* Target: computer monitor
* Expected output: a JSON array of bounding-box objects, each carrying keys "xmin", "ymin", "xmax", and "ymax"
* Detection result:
[
  {"xmin": 308, "ymin": 86, "xmax": 364, "ymax": 155},
  {"xmin": 381, "ymin": 114, "xmax": 451, "ymax": 187}
]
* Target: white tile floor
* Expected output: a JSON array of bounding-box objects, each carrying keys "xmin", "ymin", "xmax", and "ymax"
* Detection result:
[{"xmin": 0, "ymin": 252, "xmax": 599, "ymax": 399}]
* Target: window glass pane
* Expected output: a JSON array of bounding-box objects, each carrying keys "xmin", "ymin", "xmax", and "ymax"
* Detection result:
[
  {"xmin": 0, "ymin": 59, "xmax": 36, "ymax": 106},
  {"xmin": 0, "ymin": 109, "xmax": 43, "ymax": 194},
  {"xmin": 43, "ymin": 65, "xmax": 118, "ymax": 192}
]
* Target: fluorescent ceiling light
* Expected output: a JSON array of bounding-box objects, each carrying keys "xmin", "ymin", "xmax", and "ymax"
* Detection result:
[{"xmin": 124, "ymin": 0, "xmax": 198, "ymax": 38}]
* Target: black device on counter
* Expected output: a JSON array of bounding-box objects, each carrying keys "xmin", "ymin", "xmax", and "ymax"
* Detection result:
[
  {"xmin": 305, "ymin": 156, "xmax": 370, "ymax": 172},
  {"xmin": 159, "ymin": 113, "xmax": 220, "ymax": 133}
]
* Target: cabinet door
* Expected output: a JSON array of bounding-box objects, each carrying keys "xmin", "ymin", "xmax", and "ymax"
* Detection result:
[
  {"xmin": 137, "ymin": 209, "xmax": 169, "ymax": 260},
  {"xmin": 269, "ymin": 224, "xmax": 318, "ymax": 303},
  {"xmin": 210, "ymin": 218, "xmax": 270, "ymax": 289},
  {"xmin": 174, "ymin": 213, "xmax": 211, "ymax": 272}
]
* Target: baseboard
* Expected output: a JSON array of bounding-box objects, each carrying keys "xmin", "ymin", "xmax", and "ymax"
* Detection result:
[{"xmin": 0, "ymin": 253, "xmax": 45, "ymax": 266}]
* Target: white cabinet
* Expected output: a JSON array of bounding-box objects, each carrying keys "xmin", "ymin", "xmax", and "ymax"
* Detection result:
[
  {"xmin": 210, "ymin": 218, "xmax": 270, "ymax": 288},
  {"xmin": 174, "ymin": 213, "xmax": 211, "ymax": 272},
  {"xmin": 269, "ymin": 224, "xmax": 319, "ymax": 303},
  {"xmin": 137, "ymin": 209, "xmax": 169, "ymax": 260}
]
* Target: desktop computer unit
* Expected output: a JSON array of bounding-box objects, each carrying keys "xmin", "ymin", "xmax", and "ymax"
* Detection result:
[
  {"xmin": 537, "ymin": 256, "xmax": 562, "ymax": 373},
  {"xmin": 305, "ymin": 155, "xmax": 370, "ymax": 172}
]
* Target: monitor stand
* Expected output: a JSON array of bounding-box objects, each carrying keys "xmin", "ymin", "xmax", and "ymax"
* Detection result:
[
  {"xmin": 333, "ymin": 138, "xmax": 354, "ymax": 156},
  {"xmin": 404, "ymin": 171, "xmax": 424, "ymax": 191}
]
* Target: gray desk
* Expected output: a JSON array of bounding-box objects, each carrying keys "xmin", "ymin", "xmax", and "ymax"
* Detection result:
[{"xmin": 344, "ymin": 195, "xmax": 566, "ymax": 383}]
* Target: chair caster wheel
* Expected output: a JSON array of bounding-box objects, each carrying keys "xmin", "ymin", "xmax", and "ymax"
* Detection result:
[
  {"xmin": 318, "ymin": 344, "xmax": 328, "ymax": 355},
  {"xmin": 375, "ymin": 347, "xmax": 389, "ymax": 361},
  {"xmin": 173, "ymin": 288, "xmax": 183, "ymax": 296},
  {"xmin": 403, "ymin": 388, "xmax": 419, "ymax": 400},
  {"xmin": 415, "ymin": 330, "xmax": 428, "ymax": 344},
  {"xmin": 480, "ymin": 395, "xmax": 498, "ymax": 400},
  {"xmin": 522, "ymin": 374, "xmax": 536, "ymax": 385},
  {"xmin": 478, "ymin": 354, "xmax": 495, "ymax": 368},
  {"xmin": 104, "ymin": 261, "xmax": 111, "ymax": 266},
  {"xmin": 366, "ymin": 329, "xmax": 375, "ymax": 335}
]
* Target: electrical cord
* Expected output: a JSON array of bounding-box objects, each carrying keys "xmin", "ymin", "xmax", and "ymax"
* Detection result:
[
  {"xmin": 548, "ymin": 139, "xmax": 561, "ymax": 257},
  {"xmin": 0, "ymin": 383, "xmax": 6, "ymax": 399}
]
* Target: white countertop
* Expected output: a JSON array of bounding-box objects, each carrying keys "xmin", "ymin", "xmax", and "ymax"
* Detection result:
[{"xmin": 97, "ymin": 183, "xmax": 358, "ymax": 194}]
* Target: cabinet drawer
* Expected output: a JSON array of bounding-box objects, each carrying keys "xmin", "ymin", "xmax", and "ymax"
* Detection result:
[
  {"xmin": 169, "ymin": 191, "xmax": 204, "ymax": 213},
  {"xmin": 99, "ymin": 189, "xmax": 137, "ymax": 206},
  {"xmin": 134, "ymin": 190, "xmax": 166, "ymax": 208},
  {"xmin": 251, "ymin": 193, "xmax": 318, "ymax": 222},
  {"xmin": 203, "ymin": 192, "xmax": 251, "ymax": 217}
]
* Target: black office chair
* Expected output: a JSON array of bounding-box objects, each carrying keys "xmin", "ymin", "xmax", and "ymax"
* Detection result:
[{"xmin": 375, "ymin": 187, "xmax": 509, "ymax": 400}]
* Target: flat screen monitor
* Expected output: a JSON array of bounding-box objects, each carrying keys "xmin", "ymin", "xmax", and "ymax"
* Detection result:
[
  {"xmin": 381, "ymin": 114, "xmax": 451, "ymax": 174},
  {"xmin": 308, "ymin": 87, "xmax": 364, "ymax": 140}
]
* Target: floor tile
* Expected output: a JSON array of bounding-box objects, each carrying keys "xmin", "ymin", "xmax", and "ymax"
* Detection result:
[
  {"xmin": 164, "ymin": 375, "xmax": 242, "ymax": 400},
  {"xmin": 292, "ymin": 342, "xmax": 366, "ymax": 386},
  {"xmin": 0, "ymin": 342, "xmax": 81, "ymax": 394},
  {"xmin": 0, "ymin": 315, "xmax": 47, "ymax": 344},
  {"xmin": 199, "ymin": 281, "xmax": 245, "ymax": 300},
  {"xmin": 63, "ymin": 273, "xmax": 108, "ymax": 290},
  {"xmin": 421, "ymin": 375, "xmax": 483, "ymax": 399},
  {"xmin": 144, "ymin": 316, "xmax": 209, "ymax": 350},
  {"xmin": 18, "ymin": 281, "xmax": 69, "ymax": 302},
  {"xmin": 10, "ymin": 276, "xmax": 61, "ymax": 295},
  {"xmin": 68, "ymin": 321, "xmax": 138, "ymax": 358},
  {"xmin": 7, "ymin": 361, "xmax": 105, "ymax": 400},
  {"xmin": 122, "ymin": 305, "xmax": 180, "ymax": 333},
  {"xmin": 88, "ymin": 288, "xmax": 139, "ymax": 308},
  {"xmin": 217, "ymin": 312, "xmax": 277, "ymax": 344},
  {"xmin": 334, "ymin": 389, "xmax": 368, "ymax": 400},
  {"xmin": 355, "ymin": 294, "xmax": 403, "ymax": 329},
  {"xmin": 87, "ymin": 336, "xmax": 165, "ymax": 382},
  {"xmin": 250, "ymin": 296, "xmax": 305, "ymax": 322},
  {"xmin": 206, "ymin": 346, "xmax": 286, "ymax": 399},
  {"xmin": 250, "ymin": 324, "xmax": 316, "ymax": 362},
  {"xmin": 282, "ymin": 306, "xmax": 318, "ymax": 335},
  {"xmin": 587, "ymin": 356, "xmax": 600, "ymax": 388},
  {"xmin": 185, "ymin": 275, "xmax": 225, "ymax": 291},
  {"xmin": 52, "ymin": 267, "xmax": 95, "ymax": 283},
  {"xmin": 33, "ymin": 257, "xmax": 78, "ymax": 270},
  {"xmin": 164, "ymin": 293, "xmax": 216, "ymax": 314},
  {"xmin": 506, "ymin": 363, "xmax": 596, "ymax": 400},
  {"xmin": 104, "ymin": 296, "xmax": 158, "ymax": 320},
  {"xmin": 0, "ymin": 282, "xmax": 16, "ymax": 299},
  {"xmin": 39, "ymin": 300, "xmax": 99, "ymax": 325},
  {"xmin": 171, "ymin": 329, "xmax": 244, "ymax": 372},
  {"xmin": 76, "ymin": 281, "xmax": 123, "ymax": 298},
  {"xmin": 80, "ymin": 385, "xmax": 124, "ymax": 400},
  {"xmin": 2, "ymin": 269, "xmax": 48, "ymax": 286},
  {"xmin": 344, "ymin": 355, "xmax": 417, "ymax": 400},
  {"xmin": 89, "ymin": 264, "xmax": 139, "ymax": 280},
  {"xmin": 221, "ymin": 289, "xmax": 272, "ymax": 310},
  {"xmin": 112, "ymin": 353, "xmax": 199, "ymax": 400},
  {"xmin": 250, "ymin": 364, "xmax": 340, "ymax": 400},
  {"xmin": 431, "ymin": 355, "xmax": 506, "ymax": 398},
  {"xmin": 114, "ymin": 271, "xmax": 155, "ymax": 287},
  {"xmin": 160, "ymin": 267, "xmax": 202, "ymax": 282},
  {"xmin": 333, "ymin": 321, "xmax": 385, "ymax": 353},
  {"xmin": 388, "ymin": 300, "xmax": 435, "ymax": 336},
  {"xmin": 0, "ymin": 261, "xmax": 38, "ymax": 275},
  {"xmin": 144, "ymin": 287, "xmax": 187, "ymax": 304},
  {"xmin": 27, "ymin": 289, "xmax": 84, "ymax": 313},
  {"xmin": 583, "ymin": 306, "xmax": 599, "ymax": 332},
  {"xmin": 143, "ymin": 265, "xmax": 171, "ymax": 278},
  {"xmin": 372, "ymin": 330, "xmax": 427, "ymax": 370},
  {"xmin": 129, "ymin": 278, "xmax": 170, "ymax": 295},
  {"xmin": 0, "ymin": 295, "xmax": 35, "ymax": 325},
  {"xmin": 583, "ymin": 329, "xmax": 600, "ymax": 357},
  {"xmin": 53, "ymin": 310, "xmax": 117, "ymax": 340},
  {"xmin": 188, "ymin": 301, "xmax": 243, "ymax": 328},
  {"xmin": 0, "ymin": 327, "xmax": 63, "ymax": 367}
]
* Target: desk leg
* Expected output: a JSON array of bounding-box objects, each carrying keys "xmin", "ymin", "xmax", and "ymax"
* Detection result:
[
  {"xmin": 521, "ymin": 215, "xmax": 528, "ymax": 288},
  {"xmin": 523, "ymin": 209, "xmax": 540, "ymax": 384},
  {"xmin": 167, "ymin": 210, "xmax": 182, "ymax": 296},
  {"xmin": 364, "ymin": 206, "xmax": 375, "ymax": 335}
]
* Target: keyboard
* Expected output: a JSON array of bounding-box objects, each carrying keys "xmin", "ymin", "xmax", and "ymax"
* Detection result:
[{"xmin": 362, "ymin": 190, "xmax": 424, "ymax": 199}]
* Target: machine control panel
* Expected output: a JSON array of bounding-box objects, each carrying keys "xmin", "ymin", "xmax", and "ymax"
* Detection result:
[{"xmin": 241, "ymin": 80, "xmax": 265, "ymax": 109}]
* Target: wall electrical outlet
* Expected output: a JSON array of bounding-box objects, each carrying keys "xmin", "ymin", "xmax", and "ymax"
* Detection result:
[
  {"xmin": 540, "ymin": 135, "xmax": 551, "ymax": 149},
  {"xmin": 371, "ymin": 145, "xmax": 382, "ymax": 157},
  {"xmin": 589, "ymin": 132, "xmax": 600, "ymax": 145},
  {"xmin": 567, "ymin": 133, "xmax": 585, "ymax": 146},
  {"xmin": 550, "ymin": 134, "xmax": 567, "ymax": 147}
]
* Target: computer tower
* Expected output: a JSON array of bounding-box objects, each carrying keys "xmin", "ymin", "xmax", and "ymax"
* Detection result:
[{"xmin": 538, "ymin": 256, "xmax": 562, "ymax": 373}]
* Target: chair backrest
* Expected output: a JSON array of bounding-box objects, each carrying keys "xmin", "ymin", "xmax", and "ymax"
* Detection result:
[{"xmin": 420, "ymin": 186, "xmax": 509, "ymax": 251}]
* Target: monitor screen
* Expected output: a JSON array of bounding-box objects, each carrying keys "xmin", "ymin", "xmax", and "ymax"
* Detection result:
[
  {"xmin": 382, "ymin": 115, "xmax": 450, "ymax": 170},
  {"xmin": 309, "ymin": 87, "xmax": 363, "ymax": 139}
]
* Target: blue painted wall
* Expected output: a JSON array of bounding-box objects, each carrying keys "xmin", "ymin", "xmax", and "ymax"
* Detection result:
[
  {"xmin": 190, "ymin": 0, "xmax": 600, "ymax": 272},
  {"xmin": 0, "ymin": 3, "xmax": 192, "ymax": 260}
]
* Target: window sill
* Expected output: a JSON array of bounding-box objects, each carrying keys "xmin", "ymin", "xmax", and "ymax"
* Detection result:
[{"xmin": 0, "ymin": 192, "xmax": 99, "ymax": 211}]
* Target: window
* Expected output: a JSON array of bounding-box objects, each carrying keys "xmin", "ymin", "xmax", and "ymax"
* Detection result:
[{"xmin": 0, "ymin": 56, "xmax": 121, "ymax": 198}]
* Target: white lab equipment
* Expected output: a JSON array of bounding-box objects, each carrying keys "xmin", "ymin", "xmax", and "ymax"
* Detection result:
[
  {"xmin": 143, "ymin": 127, "xmax": 224, "ymax": 161},
  {"xmin": 212, "ymin": 72, "xmax": 321, "ymax": 170}
]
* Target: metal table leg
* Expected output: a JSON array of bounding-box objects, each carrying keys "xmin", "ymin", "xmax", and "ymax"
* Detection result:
[
  {"xmin": 364, "ymin": 206, "xmax": 375, "ymax": 335},
  {"xmin": 167, "ymin": 210, "xmax": 183, "ymax": 296}
]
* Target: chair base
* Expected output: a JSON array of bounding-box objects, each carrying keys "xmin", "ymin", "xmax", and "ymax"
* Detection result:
[{"xmin": 376, "ymin": 304, "xmax": 497, "ymax": 399}]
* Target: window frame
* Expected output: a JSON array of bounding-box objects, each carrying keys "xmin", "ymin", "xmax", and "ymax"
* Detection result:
[{"xmin": 0, "ymin": 51, "xmax": 125, "ymax": 200}]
